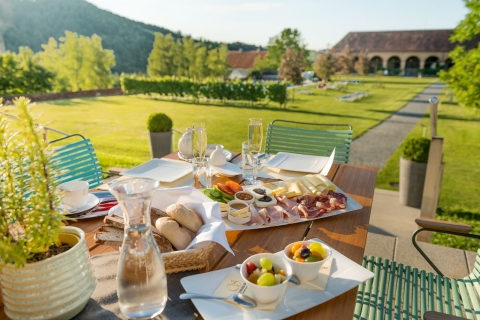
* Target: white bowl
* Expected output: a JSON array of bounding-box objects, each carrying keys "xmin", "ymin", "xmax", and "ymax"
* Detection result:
[
  {"xmin": 227, "ymin": 200, "xmax": 251, "ymax": 225},
  {"xmin": 240, "ymin": 253, "xmax": 292, "ymax": 304},
  {"xmin": 234, "ymin": 190, "xmax": 255, "ymax": 204},
  {"xmin": 283, "ymin": 240, "xmax": 332, "ymax": 281}
]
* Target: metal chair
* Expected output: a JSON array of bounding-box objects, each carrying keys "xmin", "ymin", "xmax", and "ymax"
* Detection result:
[
  {"xmin": 49, "ymin": 134, "xmax": 108, "ymax": 189},
  {"xmin": 264, "ymin": 120, "xmax": 353, "ymax": 163},
  {"xmin": 354, "ymin": 219, "xmax": 480, "ymax": 320}
]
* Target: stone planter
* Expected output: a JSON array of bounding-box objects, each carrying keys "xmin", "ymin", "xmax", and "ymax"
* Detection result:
[
  {"xmin": 148, "ymin": 131, "xmax": 172, "ymax": 158},
  {"xmin": 399, "ymin": 157, "xmax": 428, "ymax": 208},
  {"xmin": 1, "ymin": 226, "xmax": 96, "ymax": 320}
]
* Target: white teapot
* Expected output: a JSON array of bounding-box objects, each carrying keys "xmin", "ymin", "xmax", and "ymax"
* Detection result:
[
  {"xmin": 209, "ymin": 146, "xmax": 227, "ymax": 166},
  {"xmin": 178, "ymin": 128, "xmax": 193, "ymax": 158}
]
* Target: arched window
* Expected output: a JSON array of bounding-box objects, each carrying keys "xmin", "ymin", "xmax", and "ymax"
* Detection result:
[
  {"xmin": 405, "ymin": 56, "xmax": 420, "ymax": 76},
  {"xmin": 369, "ymin": 56, "xmax": 383, "ymax": 73},
  {"xmin": 424, "ymin": 56, "xmax": 439, "ymax": 69},
  {"xmin": 387, "ymin": 56, "xmax": 401, "ymax": 69}
]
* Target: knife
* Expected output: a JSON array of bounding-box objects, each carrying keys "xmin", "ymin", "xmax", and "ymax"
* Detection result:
[{"xmin": 320, "ymin": 148, "xmax": 336, "ymax": 176}]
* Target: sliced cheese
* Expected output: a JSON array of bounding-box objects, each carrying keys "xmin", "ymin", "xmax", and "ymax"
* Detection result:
[
  {"xmin": 262, "ymin": 183, "xmax": 278, "ymax": 190},
  {"xmin": 315, "ymin": 174, "xmax": 337, "ymax": 191},
  {"xmin": 230, "ymin": 206, "xmax": 250, "ymax": 217},
  {"xmin": 286, "ymin": 180, "xmax": 302, "ymax": 196},
  {"xmin": 254, "ymin": 196, "xmax": 277, "ymax": 208},
  {"xmin": 298, "ymin": 176, "xmax": 318, "ymax": 194},
  {"xmin": 296, "ymin": 180, "xmax": 309, "ymax": 195},
  {"xmin": 305, "ymin": 174, "xmax": 327, "ymax": 188},
  {"xmin": 219, "ymin": 203, "xmax": 230, "ymax": 212},
  {"xmin": 272, "ymin": 187, "xmax": 287, "ymax": 196},
  {"xmin": 285, "ymin": 191, "xmax": 298, "ymax": 198}
]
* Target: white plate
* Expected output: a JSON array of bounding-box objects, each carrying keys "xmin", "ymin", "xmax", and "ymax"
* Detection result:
[
  {"xmin": 178, "ymin": 148, "xmax": 233, "ymax": 163},
  {"xmin": 212, "ymin": 162, "xmax": 242, "ymax": 177},
  {"xmin": 63, "ymin": 194, "xmax": 99, "ymax": 215},
  {"xmin": 181, "ymin": 238, "xmax": 374, "ymax": 320},
  {"xmin": 223, "ymin": 186, "xmax": 362, "ymax": 231},
  {"xmin": 120, "ymin": 159, "xmax": 192, "ymax": 183},
  {"xmin": 264, "ymin": 152, "xmax": 330, "ymax": 173}
]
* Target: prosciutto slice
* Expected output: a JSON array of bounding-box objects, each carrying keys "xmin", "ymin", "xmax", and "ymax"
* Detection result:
[
  {"xmin": 265, "ymin": 205, "xmax": 284, "ymax": 225},
  {"xmin": 284, "ymin": 205, "xmax": 301, "ymax": 223},
  {"xmin": 298, "ymin": 204, "xmax": 324, "ymax": 219},
  {"xmin": 246, "ymin": 204, "xmax": 266, "ymax": 226}
]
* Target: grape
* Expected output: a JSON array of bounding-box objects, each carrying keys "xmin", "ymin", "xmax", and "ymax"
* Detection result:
[
  {"xmin": 308, "ymin": 242, "xmax": 323, "ymax": 253},
  {"xmin": 299, "ymin": 248, "xmax": 311, "ymax": 258},
  {"xmin": 259, "ymin": 257, "xmax": 273, "ymax": 270},
  {"xmin": 305, "ymin": 256, "xmax": 320, "ymax": 262},
  {"xmin": 246, "ymin": 262, "xmax": 257, "ymax": 276},
  {"xmin": 257, "ymin": 273, "xmax": 275, "ymax": 286},
  {"xmin": 247, "ymin": 273, "xmax": 259, "ymax": 284}
]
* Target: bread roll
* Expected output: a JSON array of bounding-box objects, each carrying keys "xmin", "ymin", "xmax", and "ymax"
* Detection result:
[
  {"xmin": 155, "ymin": 217, "xmax": 191, "ymax": 250},
  {"xmin": 166, "ymin": 204, "xmax": 204, "ymax": 233}
]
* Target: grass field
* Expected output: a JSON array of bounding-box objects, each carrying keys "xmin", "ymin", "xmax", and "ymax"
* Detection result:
[
  {"xmin": 376, "ymin": 98, "xmax": 480, "ymax": 250},
  {"xmin": 35, "ymin": 76, "xmax": 435, "ymax": 170}
]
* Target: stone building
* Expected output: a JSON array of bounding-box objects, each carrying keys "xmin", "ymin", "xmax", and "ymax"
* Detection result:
[{"xmin": 332, "ymin": 29, "xmax": 479, "ymax": 76}]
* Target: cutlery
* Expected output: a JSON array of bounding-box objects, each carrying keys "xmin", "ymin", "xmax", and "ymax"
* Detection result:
[
  {"xmin": 235, "ymin": 264, "xmax": 301, "ymax": 285},
  {"xmin": 179, "ymin": 292, "xmax": 257, "ymax": 308}
]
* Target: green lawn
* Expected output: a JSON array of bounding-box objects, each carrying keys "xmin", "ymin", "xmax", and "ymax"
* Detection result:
[
  {"xmin": 376, "ymin": 98, "xmax": 480, "ymax": 250},
  {"xmin": 36, "ymin": 76, "xmax": 435, "ymax": 170}
]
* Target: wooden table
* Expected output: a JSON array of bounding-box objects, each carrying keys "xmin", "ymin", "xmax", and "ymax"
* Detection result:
[{"xmin": 0, "ymin": 152, "xmax": 377, "ymax": 320}]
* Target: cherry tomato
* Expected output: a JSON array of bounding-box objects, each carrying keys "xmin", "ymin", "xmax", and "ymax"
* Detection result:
[
  {"xmin": 226, "ymin": 181, "xmax": 243, "ymax": 193},
  {"xmin": 246, "ymin": 261, "xmax": 257, "ymax": 276},
  {"xmin": 217, "ymin": 183, "xmax": 235, "ymax": 195}
]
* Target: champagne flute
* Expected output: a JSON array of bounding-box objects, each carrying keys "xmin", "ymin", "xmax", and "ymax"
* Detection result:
[
  {"xmin": 245, "ymin": 118, "xmax": 263, "ymax": 186},
  {"xmin": 191, "ymin": 122, "xmax": 210, "ymax": 188}
]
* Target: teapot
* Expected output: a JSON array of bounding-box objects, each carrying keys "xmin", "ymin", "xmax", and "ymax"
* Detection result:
[{"xmin": 178, "ymin": 128, "xmax": 193, "ymax": 158}]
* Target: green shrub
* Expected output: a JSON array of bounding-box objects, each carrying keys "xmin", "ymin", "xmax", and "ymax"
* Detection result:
[
  {"xmin": 401, "ymin": 137, "xmax": 430, "ymax": 163},
  {"xmin": 147, "ymin": 113, "xmax": 172, "ymax": 132}
]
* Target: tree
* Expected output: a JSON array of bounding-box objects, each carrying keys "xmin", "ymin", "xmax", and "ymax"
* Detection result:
[
  {"xmin": 336, "ymin": 45, "xmax": 354, "ymax": 75},
  {"xmin": 206, "ymin": 44, "xmax": 229, "ymax": 79},
  {"xmin": 313, "ymin": 49, "xmax": 336, "ymax": 82},
  {"xmin": 440, "ymin": 0, "xmax": 480, "ymax": 110},
  {"xmin": 355, "ymin": 51, "xmax": 369, "ymax": 76},
  {"xmin": 147, "ymin": 33, "xmax": 176, "ymax": 77},
  {"xmin": 36, "ymin": 31, "xmax": 115, "ymax": 91},
  {"xmin": 278, "ymin": 48, "xmax": 306, "ymax": 103},
  {"xmin": 182, "ymin": 37, "xmax": 197, "ymax": 78},
  {"xmin": 254, "ymin": 28, "xmax": 308, "ymax": 70},
  {"xmin": 193, "ymin": 46, "xmax": 208, "ymax": 80}
]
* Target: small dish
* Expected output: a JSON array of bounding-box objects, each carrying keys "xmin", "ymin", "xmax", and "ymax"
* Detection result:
[
  {"xmin": 283, "ymin": 240, "xmax": 332, "ymax": 281},
  {"xmin": 234, "ymin": 191, "xmax": 255, "ymax": 204},
  {"xmin": 211, "ymin": 162, "xmax": 242, "ymax": 177},
  {"xmin": 239, "ymin": 253, "xmax": 292, "ymax": 304},
  {"xmin": 62, "ymin": 194, "xmax": 99, "ymax": 215},
  {"xmin": 227, "ymin": 200, "xmax": 251, "ymax": 225}
]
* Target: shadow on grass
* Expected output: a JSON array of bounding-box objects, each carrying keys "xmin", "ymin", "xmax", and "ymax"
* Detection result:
[
  {"xmin": 142, "ymin": 96, "xmax": 377, "ymax": 121},
  {"xmin": 48, "ymin": 99, "xmax": 85, "ymax": 106},
  {"xmin": 48, "ymin": 97, "xmax": 124, "ymax": 106}
]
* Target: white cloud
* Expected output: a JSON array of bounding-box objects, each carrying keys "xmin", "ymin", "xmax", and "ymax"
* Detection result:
[{"xmin": 209, "ymin": 2, "xmax": 285, "ymax": 13}]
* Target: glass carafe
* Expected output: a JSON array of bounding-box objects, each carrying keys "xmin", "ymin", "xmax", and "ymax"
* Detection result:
[{"xmin": 110, "ymin": 178, "xmax": 167, "ymax": 319}]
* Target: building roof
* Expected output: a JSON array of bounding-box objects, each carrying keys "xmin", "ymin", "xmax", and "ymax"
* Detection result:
[
  {"xmin": 227, "ymin": 50, "xmax": 268, "ymax": 69},
  {"xmin": 332, "ymin": 30, "xmax": 479, "ymax": 53}
]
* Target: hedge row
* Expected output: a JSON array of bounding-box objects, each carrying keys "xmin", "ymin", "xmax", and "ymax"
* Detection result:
[{"xmin": 121, "ymin": 76, "xmax": 287, "ymax": 106}]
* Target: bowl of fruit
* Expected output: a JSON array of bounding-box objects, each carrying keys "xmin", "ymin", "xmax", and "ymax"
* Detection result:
[
  {"xmin": 283, "ymin": 240, "xmax": 332, "ymax": 281},
  {"xmin": 240, "ymin": 253, "xmax": 292, "ymax": 304}
]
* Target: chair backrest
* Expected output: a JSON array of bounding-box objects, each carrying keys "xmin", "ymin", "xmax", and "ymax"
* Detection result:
[
  {"xmin": 264, "ymin": 120, "xmax": 353, "ymax": 164},
  {"xmin": 49, "ymin": 134, "xmax": 103, "ymax": 189}
]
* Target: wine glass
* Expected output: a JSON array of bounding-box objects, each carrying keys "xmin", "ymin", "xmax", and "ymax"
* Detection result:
[
  {"xmin": 191, "ymin": 123, "xmax": 210, "ymax": 188},
  {"xmin": 245, "ymin": 118, "xmax": 263, "ymax": 186}
]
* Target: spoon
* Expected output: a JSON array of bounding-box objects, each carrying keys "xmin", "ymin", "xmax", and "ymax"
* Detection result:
[
  {"xmin": 235, "ymin": 264, "xmax": 301, "ymax": 285},
  {"xmin": 179, "ymin": 292, "xmax": 257, "ymax": 308}
]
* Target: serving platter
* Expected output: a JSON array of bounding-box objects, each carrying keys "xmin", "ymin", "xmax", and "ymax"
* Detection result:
[
  {"xmin": 180, "ymin": 238, "xmax": 374, "ymax": 320},
  {"xmin": 264, "ymin": 152, "xmax": 330, "ymax": 173},
  {"xmin": 121, "ymin": 159, "xmax": 192, "ymax": 182}
]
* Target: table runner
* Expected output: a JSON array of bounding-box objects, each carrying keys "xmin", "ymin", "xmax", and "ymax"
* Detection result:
[{"xmin": 73, "ymin": 252, "xmax": 199, "ymax": 319}]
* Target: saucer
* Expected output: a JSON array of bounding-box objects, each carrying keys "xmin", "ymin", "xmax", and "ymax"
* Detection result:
[{"xmin": 63, "ymin": 194, "xmax": 100, "ymax": 215}]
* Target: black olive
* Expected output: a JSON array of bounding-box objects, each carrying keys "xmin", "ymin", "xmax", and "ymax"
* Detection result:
[
  {"xmin": 253, "ymin": 188, "xmax": 266, "ymax": 195},
  {"xmin": 258, "ymin": 196, "xmax": 272, "ymax": 202}
]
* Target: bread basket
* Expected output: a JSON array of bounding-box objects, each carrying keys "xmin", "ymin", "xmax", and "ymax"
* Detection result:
[{"xmin": 162, "ymin": 242, "xmax": 216, "ymax": 274}]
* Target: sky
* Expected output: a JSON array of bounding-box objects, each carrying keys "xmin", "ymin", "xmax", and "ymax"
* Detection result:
[{"xmin": 87, "ymin": 0, "xmax": 469, "ymax": 50}]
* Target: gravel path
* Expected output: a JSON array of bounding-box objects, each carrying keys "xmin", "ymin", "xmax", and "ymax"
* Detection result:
[{"xmin": 349, "ymin": 82, "xmax": 445, "ymax": 169}]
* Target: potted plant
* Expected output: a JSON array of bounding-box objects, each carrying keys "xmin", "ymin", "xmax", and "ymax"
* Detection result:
[
  {"xmin": 399, "ymin": 137, "xmax": 430, "ymax": 208},
  {"xmin": 147, "ymin": 112, "xmax": 173, "ymax": 158},
  {"xmin": 0, "ymin": 98, "xmax": 96, "ymax": 320}
]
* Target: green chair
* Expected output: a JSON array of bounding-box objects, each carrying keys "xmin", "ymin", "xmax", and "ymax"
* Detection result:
[
  {"xmin": 354, "ymin": 218, "xmax": 480, "ymax": 320},
  {"xmin": 50, "ymin": 134, "xmax": 106, "ymax": 189},
  {"xmin": 264, "ymin": 120, "xmax": 353, "ymax": 164}
]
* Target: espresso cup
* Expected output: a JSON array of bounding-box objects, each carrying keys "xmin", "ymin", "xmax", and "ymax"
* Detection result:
[{"xmin": 58, "ymin": 180, "xmax": 89, "ymax": 210}]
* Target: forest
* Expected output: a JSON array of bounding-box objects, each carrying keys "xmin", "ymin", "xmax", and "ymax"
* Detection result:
[{"xmin": 0, "ymin": 0, "xmax": 262, "ymax": 73}]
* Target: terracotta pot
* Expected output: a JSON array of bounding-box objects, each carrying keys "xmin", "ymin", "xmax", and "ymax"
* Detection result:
[
  {"xmin": 1, "ymin": 226, "xmax": 96, "ymax": 320},
  {"xmin": 399, "ymin": 157, "xmax": 428, "ymax": 208},
  {"xmin": 148, "ymin": 131, "xmax": 172, "ymax": 158}
]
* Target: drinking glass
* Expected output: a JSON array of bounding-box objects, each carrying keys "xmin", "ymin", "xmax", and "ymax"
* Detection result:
[
  {"xmin": 191, "ymin": 122, "xmax": 211, "ymax": 188},
  {"xmin": 242, "ymin": 141, "xmax": 255, "ymax": 184},
  {"xmin": 110, "ymin": 178, "xmax": 167, "ymax": 319},
  {"xmin": 245, "ymin": 118, "xmax": 263, "ymax": 186}
]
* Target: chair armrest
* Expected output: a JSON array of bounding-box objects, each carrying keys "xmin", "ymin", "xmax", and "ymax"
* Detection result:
[
  {"xmin": 108, "ymin": 167, "xmax": 127, "ymax": 174},
  {"xmin": 415, "ymin": 218, "xmax": 472, "ymax": 234},
  {"xmin": 423, "ymin": 311, "xmax": 467, "ymax": 320}
]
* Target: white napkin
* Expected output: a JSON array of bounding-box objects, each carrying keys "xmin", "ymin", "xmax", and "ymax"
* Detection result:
[{"xmin": 109, "ymin": 186, "xmax": 233, "ymax": 254}]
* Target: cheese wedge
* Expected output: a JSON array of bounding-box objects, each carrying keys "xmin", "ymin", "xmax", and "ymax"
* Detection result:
[{"xmin": 254, "ymin": 196, "xmax": 277, "ymax": 208}]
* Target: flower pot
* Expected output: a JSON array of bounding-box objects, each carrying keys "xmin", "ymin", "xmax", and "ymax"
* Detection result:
[
  {"xmin": 399, "ymin": 157, "xmax": 428, "ymax": 208},
  {"xmin": 1, "ymin": 226, "xmax": 96, "ymax": 320},
  {"xmin": 148, "ymin": 131, "xmax": 172, "ymax": 158}
]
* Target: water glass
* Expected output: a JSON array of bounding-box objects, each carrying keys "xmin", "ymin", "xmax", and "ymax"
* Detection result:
[
  {"xmin": 242, "ymin": 141, "xmax": 255, "ymax": 183},
  {"xmin": 192, "ymin": 160, "xmax": 211, "ymax": 189}
]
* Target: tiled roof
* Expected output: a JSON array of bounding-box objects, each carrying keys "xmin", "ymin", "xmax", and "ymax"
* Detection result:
[
  {"xmin": 227, "ymin": 51, "xmax": 268, "ymax": 69},
  {"xmin": 332, "ymin": 30, "xmax": 480, "ymax": 52}
]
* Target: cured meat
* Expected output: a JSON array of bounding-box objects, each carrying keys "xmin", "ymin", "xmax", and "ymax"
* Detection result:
[
  {"xmin": 327, "ymin": 190, "xmax": 347, "ymax": 209},
  {"xmin": 276, "ymin": 196, "xmax": 298, "ymax": 212},
  {"xmin": 298, "ymin": 203, "xmax": 324, "ymax": 219},
  {"xmin": 284, "ymin": 205, "xmax": 301, "ymax": 223},
  {"xmin": 265, "ymin": 205, "xmax": 283, "ymax": 225},
  {"xmin": 246, "ymin": 204, "xmax": 266, "ymax": 226}
]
